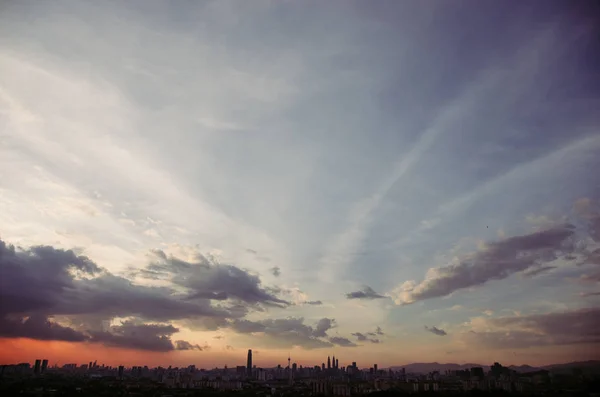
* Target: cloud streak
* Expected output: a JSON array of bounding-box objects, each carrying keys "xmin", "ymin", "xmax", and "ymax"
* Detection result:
[
  {"xmin": 425, "ymin": 326, "xmax": 447, "ymax": 336},
  {"xmin": 346, "ymin": 286, "xmax": 386, "ymax": 300},
  {"xmin": 466, "ymin": 307, "xmax": 600, "ymax": 348},
  {"xmin": 391, "ymin": 224, "xmax": 577, "ymax": 304}
]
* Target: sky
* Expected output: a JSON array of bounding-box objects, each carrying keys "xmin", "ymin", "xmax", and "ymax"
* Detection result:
[{"xmin": 1, "ymin": 0, "xmax": 599, "ymax": 369}]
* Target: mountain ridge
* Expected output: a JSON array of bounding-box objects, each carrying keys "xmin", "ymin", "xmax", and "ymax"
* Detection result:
[{"xmin": 386, "ymin": 360, "xmax": 600, "ymax": 374}]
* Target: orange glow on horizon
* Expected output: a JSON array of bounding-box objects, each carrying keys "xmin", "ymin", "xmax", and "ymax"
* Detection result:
[{"xmin": 1, "ymin": 338, "xmax": 597, "ymax": 369}]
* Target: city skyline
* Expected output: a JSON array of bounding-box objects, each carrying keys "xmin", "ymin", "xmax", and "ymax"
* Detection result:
[{"xmin": 1, "ymin": 0, "xmax": 600, "ymax": 369}]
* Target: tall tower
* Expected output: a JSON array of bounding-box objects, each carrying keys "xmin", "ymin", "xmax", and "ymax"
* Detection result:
[
  {"xmin": 327, "ymin": 356, "xmax": 331, "ymax": 369},
  {"xmin": 288, "ymin": 355, "xmax": 292, "ymax": 385},
  {"xmin": 247, "ymin": 349, "xmax": 252, "ymax": 377},
  {"xmin": 336, "ymin": 358, "xmax": 339, "ymax": 369},
  {"xmin": 332, "ymin": 355, "xmax": 336, "ymax": 369}
]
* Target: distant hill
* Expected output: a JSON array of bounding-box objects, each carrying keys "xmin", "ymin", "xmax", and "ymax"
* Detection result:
[
  {"xmin": 387, "ymin": 360, "xmax": 600, "ymax": 374},
  {"xmin": 388, "ymin": 363, "xmax": 489, "ymax": 374},
  {"xmin": 507, "ymin": 365, "xmax": 540, "ymax": 373},
  {"xmin": 541, "ymin": 361, "xmax": 600, "ymax": 375}
]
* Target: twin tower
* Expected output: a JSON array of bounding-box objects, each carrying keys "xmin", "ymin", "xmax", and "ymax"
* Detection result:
[{"xmin": 327, "ymin": 355, "xmax": 339, "ymax": 369}]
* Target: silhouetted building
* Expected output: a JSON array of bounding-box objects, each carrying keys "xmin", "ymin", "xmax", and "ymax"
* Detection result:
[
  {"xmin": 374, "ymin": 364, "xmax": 378, "ymax": 372},
  {"xmin": 118, "ymin": 365, "xmax": 124, "ymax": 379},
  {"xmin": 327, "ymin": 356, "xmax": 331, "ymax": 369},
  {"xmin": 246, "ymin": 349, "xmax": 252, "ymax": 377},
  {"xmin": 336, "ymin": 358, "xmax": 339, "ymax": 369},
  {"xmin": 471, "ymin": 367, "xmax": 484, "ymax": 378},
  {"xmin": 41, "ymin": 359, "xmax": 48, "ymax": 374},
  {"xmin": 34, "ymin": 360, "xmax": 41, "ymax": 375}
]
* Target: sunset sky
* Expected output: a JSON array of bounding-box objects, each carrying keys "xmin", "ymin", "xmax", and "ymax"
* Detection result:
[{"xmin": 1, "ymin": 0, "xmax": 599, "ymax": 370}]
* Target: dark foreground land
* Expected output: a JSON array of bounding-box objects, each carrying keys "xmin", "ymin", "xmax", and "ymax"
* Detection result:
[{"xmin": 1, "ymin": 376, "xmax": 599, "ymax": 397}]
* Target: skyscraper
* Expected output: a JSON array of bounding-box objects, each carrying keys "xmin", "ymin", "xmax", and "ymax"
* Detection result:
[
  {"xmin": 336, "ymin": 358, "xmax": 339, "ymax": 369},
  {"xmin": 41, "ymin": 359, "xmax": 48, "ymax": 374},
  {"xmin": 327, "ymin": 356, "xmax": 331, "ymax": 369},
  {"xmin": 246, "ymin": 349, "xmax": 252, "ymax": 377},
  {"xmin": 34, "ymin": 359, "xmax": 41, "ymax": 375}
]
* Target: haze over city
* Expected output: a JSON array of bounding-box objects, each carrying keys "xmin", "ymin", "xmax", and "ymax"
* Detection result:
[{"xmin": 1, "ymin": 0, "xmax": 599, "ymax": 371}]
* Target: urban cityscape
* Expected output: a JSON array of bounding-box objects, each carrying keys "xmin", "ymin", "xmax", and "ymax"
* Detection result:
[
  {"xmin": 1, "ymin": 350, "xmax": 599, "ymax": 396},
  {"xmin": 2, "ymin": 0, "xmax": 600, "ymax": 397}
]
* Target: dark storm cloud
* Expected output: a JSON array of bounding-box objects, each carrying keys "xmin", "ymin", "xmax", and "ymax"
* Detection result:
[
  {"xmin": 396, "ymin": 224, "xmax": 578, "ymax": 304},
  {"xmin": 0, "ymin": 315, "xmax": 203, "ymax": 352},
  {"xmin": 469, "ymin": 307, "xmax": 600, "ymax": 348},
  {"xmin": 229, "ymin": 317, "xmax": 339, "ymax": 349},
  {"xmin": 0, "ymin": 239, "xmax": 269, "ymax": 323},
  {"xmin": 345, "ymin": 286, "xmax": 386, "ymax": 300},
  {"xmin": 142, "ymin": 250, "xmax": 289, "ymax": 307},
  {"xmin": 0, "ymin": 240, "xmax": 100, "ymax": 316},
  {"xmin": 270, "ymin": 266, "xmax": 281, "ymax": 277},
  {"xmin": 0, "ymin": 315, "xmax": 88, "ymax": 342},
  {"xmin": 89, "ymin": 321, "xmax": 180, "ymax": 352},
  {"xmin": 329, "ymin": 336, "xmax": 357, "ymax": 347},
  {"xmin": 425, "ymin": 325, "xmax": 447, "ymax": 336},
  {"xmin": 0, "ymin": 238, "xmax": 288, "ymax": 349}
]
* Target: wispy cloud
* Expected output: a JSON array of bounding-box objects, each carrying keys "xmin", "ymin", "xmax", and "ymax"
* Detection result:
[
  {"xmin": 346, "ymin": 286, "xmax": 386, "ymax": 300},
  {"xmin": 425, "ymin": 326, "xmax": 447, "ymax": 336}
]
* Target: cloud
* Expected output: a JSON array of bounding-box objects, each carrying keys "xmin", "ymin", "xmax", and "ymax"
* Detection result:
[
  {"xmin": 580, "ymin": 291, "xmax": 600, "ymax": 297},
  {"xmin": 466, "ymin": 307, "xmax": 600, "ymax": 348},
  {"xmin": 522, "ymin": 266, "xmax": 556, "ymax": 278},
  {"xmin": 329, "ymin": 336, "xmax": 357, "ymax": 347},
  {"xmin": 0, "ymin": 239, "xmax": 267, "ymax": 325},
  {"xmin": 229, "ymin": 317, "xmax": 338, "ymax": 349},
  {"xmin": 345, "ymin": 286, "xmax": 386, "ymax": 300},
  {"xmin": 424, "ymin": 325, "xmax": 447, "ymax": 336},
  {"xmin": 270, "ymin": 266, "xmax": 281, "ymax": 277},
  {"xmin": 0, "ymin": 238, "xmax": 291, "ymax": 351},
  {"xmin": 0, "ymin": 314, "xmax": 203, "ymax": 352},
  {"xmin": 313, "ymin": 318, "xmax": 336, "ymax": 337},
  {"xmin": 352, "ymin": 328, "xmax": 383, "ymax": 343},
  {"xmin": 391, "ymin": 224, "xmax": 577, "ymax": 304},
  {"xmin": 143, "ymin": 249, "xmax": 289, "ymax": 307},
  {"xmin": 89, "ymin": 321, "xmax": 181, "ymax": 352},
  {"xmin": 304, "ymin": 300, "xmax": 323, "ymax": 306},
  {"xmin": 174, "ymin": 340, "xmax": 206, "ymax": 351},
  {"xmin": 0, "ymin": 315, "xmax": 87, "ymax": 342}
]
